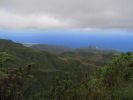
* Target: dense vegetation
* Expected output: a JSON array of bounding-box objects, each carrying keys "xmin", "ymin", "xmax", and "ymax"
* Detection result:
[
  {"xmin": 0, "ymin": 39, "xmax": 132, "ymax": 100},
  {"xmin": 50, "ymin": 52, "xmax": 133, "ymax": 100}
]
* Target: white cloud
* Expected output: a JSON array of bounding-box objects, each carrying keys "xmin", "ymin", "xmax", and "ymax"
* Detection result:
[
  {"xmin": 0, "ymin": 0, "xmax": 133, "ymax": 30},
  {"xmin": 0, "ymin": 10, "xmax": 70, "ymax": 29}
]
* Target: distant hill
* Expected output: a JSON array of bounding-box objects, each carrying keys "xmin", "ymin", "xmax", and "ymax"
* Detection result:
[
  {"xmin": 75, "ymin": 45, "xmax": 118, "ymax": 54},
  {"xmin": 60, "ymin": 47, "xmax": 119, "ymax": 68},
  {"xmin": 30, "ymin": 44, "xmax": 73, "ymax": 54},
  {"xmin": 27, "ymin": 43, "xmax": 119, "ymax": 67},
  {"xmin": 29, "ymin": 43, "xmax": 118, "ymax": 54}
]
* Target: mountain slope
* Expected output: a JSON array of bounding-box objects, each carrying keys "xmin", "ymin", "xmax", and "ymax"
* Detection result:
[
  {"xmin": 0, "ymin": 39, "xmax": 88, "ymax": 92},
  {"xmin": 0, "ymin": 39, "xmax": 64, "ymax": 69},
  {"xmin": 30, "ymin": 44, "xmax": 72, "ymax": 54},
  {"xmin": 0, "ymin": 39, "xmax": 122, "ymax": 99}
]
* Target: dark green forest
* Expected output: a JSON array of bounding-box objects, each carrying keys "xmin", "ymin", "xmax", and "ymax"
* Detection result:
[{"xmin": 0, "ymin": 39, "xmax": 133, "ymax": 100}]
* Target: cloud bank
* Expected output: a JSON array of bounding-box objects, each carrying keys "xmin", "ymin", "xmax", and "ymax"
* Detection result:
[{"xmin": 0, "ymin": 0, "xmax": 133, "ymax": 30}]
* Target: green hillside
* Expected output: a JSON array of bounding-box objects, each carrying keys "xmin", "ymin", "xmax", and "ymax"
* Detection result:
[
  {"xmin": 0, "ymin": 39, "xmax": 132, "ymax": 100},
  {"xmin": 0, "ymin": 39, "xmax": 68, "ymax": 69},
  {"xmin": 30, "ymin": 44, "xmax": 72, "ymax": 54},
  {"xmin": 0, "ymin": 39, "xmax": 94, "ymax": 97}
]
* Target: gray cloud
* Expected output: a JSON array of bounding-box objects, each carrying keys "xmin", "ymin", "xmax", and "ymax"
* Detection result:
[{"xmin": 0, "ymin": 0, "xmax": 133, "ymax": 30}]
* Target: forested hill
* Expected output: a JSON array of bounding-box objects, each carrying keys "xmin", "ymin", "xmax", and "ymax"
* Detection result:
[
  {"xmin": 0, "ymin": 39, "xmax": 118, "ymax": 69},
  {"xmin": 29, "ymin": 43, "xmax": 118, "ymax": 54},
  {"xmin": 0, "ymin": 39, "xmax": 64, "ymax": 69},
  {"xmin": 30, "ymin": 44, "xmax": 72, "ymax": 54},
  {"xmin": 0, "ymin": 39, "xmax": 132, "ymax": 100},
  {"xmin": 0, "ymin": 39, "xmax": 90, "ymax": 98}
]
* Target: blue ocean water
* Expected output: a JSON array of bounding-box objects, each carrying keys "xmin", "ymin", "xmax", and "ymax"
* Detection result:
[{"xmin": 0, "ymin": 28, "xmax": 133, "ymax": 51}]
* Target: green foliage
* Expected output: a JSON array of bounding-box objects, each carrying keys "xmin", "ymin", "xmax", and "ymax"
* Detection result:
[
  {"xmin": 0, "ymin": 65, "xmax": 38, "ymax": 100},
  {"xmin": 0, "ymin": 52, "xmax": 13, "ymax": 68},
  {"xmin": 48, "ymin": 52, "xmax": 133, "ymax": 100},
  {"xmin": 0, "ymin": 39, "xmax": 133, "ymax": 100}
]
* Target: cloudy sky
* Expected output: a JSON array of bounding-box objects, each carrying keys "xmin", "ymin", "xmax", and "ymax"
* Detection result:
[
  {"xmin": 0, "ymin": 0, "xmax": 133, "ymax": 51},
  {"xmin": 0, "ymin": 0, "xmax": 133, "ymax": 30}
]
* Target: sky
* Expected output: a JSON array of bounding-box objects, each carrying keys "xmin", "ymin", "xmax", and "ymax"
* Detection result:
[
  {"xmin": 0, "ymin": 0, "xmax": 133, "ymax": 30},
  {"xmin": 0, "ymin": 0, "xmax": 133, "ymax": 51}
]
